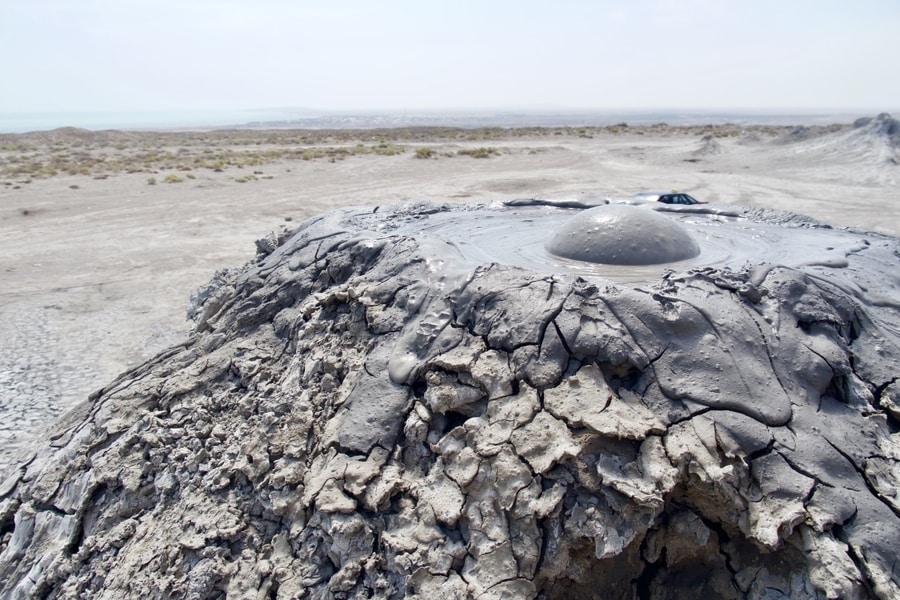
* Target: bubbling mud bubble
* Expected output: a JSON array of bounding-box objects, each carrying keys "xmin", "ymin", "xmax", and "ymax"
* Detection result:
[{"xmin": 545, "ymin": 204, "xmax": 701, "ymax": 265}]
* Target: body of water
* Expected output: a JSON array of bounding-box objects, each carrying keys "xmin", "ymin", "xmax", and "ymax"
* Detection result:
[{"xmin": 0, "ymin": 109, "xmax": 316, "ymax": 133}]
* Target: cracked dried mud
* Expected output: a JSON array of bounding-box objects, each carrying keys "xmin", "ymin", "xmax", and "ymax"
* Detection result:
[{"xmin": 1, "ymin": 118, "xmax": 899, "ymax": 598}]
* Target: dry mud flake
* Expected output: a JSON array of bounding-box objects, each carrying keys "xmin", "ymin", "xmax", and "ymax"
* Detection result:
[{"xmin": 1, "ymin": 201, "xmax": 900, "ymax": 600}]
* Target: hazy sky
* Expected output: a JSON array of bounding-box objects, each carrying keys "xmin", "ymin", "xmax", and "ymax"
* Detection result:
[{"xmin": 3, "ymin": 0, "xmax": 899, "ymax": 113}]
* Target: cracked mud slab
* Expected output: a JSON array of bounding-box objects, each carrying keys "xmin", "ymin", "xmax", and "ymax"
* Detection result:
[{"xmin": 1, "ymin": 201, "xmax": 899, "ymax": 599}]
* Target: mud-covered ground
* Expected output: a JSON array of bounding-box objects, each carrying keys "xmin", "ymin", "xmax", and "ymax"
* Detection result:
[{"xmin": 0, "ymin": 117, "xmax": 898, "ymax": 469}]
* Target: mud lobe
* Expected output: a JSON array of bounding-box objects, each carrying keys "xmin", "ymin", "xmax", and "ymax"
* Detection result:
[{"xmin": 1, "ymin": 200, "xmax": 899, "ymax": 599}]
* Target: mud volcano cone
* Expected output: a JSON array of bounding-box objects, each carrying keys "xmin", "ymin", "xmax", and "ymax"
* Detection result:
[{"xmin": 1, "ymin": 201, "xmax": 899, "ymax": 599}]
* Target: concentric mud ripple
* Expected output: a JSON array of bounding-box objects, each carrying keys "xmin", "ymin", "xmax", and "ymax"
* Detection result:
[{"xmin": 358, "ymin": 201, "xmax": 898, "ymax": 293}]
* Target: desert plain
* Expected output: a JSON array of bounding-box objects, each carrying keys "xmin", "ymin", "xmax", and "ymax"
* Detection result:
[{"xmin": 0, "ymin": 117, "xmax": 898, "ymax": 471}]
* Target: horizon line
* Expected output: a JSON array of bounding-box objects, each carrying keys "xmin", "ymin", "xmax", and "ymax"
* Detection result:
[{"xmin": 1, "ymin": 107, "xmax": 896, "ymax": 135}]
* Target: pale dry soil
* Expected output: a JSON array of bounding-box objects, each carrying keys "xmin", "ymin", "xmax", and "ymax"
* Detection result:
[{"xmin": 0, "ymin": 127, "xmax": 897, "ymax": 469}]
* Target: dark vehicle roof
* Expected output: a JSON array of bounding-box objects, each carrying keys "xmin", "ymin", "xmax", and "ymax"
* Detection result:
[{"xmin": 657, "ymin": 193, "xmax": 704, "ymax": 205}]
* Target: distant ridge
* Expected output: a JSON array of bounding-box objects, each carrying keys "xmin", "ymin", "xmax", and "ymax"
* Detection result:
[
  {"xmin": 233, "ymin": 110, "xmax": 874, "ymax": 131},
  {"xmin": 769, "ymin": 112, "xmax": 899, "ymax": 184},
  {"xmin": 853, "ymin": 112, "xmax": 900, "ymax": 148},
  {"xmin": 0, "ymin": 109, "xmax": 886, "ymax": 133}
]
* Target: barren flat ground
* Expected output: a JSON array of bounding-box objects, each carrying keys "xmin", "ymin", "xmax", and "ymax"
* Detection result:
[{"xmin": 1, "ymin": 120, "xmax": 898, "ymax": 469}]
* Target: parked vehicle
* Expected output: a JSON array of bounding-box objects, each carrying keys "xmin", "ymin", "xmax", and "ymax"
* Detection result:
[{"xmin": 633, "ymin": 191, "xmax": 706, "ymax": 205}]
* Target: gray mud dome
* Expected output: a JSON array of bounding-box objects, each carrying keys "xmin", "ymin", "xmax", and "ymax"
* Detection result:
[
  {"xmin": 546, "ymin": 204, "xmax": 701, "ymax": 265},
  {"xmin": 1, "ymin": 201, "xmax": 900, "ymax": 599}
]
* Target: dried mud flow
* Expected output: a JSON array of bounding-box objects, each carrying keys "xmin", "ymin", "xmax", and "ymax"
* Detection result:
[{"xmin": 1, "ymin": 200, "xmax": 900, "ymax": 599}]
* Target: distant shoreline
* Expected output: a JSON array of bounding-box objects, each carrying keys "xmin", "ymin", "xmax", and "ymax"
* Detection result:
[{"xmin": 0, "ymin": 108, "xmax": 888, "ymax": 134}]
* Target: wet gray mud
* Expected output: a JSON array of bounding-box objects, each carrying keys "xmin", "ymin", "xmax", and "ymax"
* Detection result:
[
  {"xmin": 1, "ymin": 200, "xmax": 900, "ymax": 599},
  {"xmin": 546, "ymin": 204, "xmax": 701, "ymax": 265}
]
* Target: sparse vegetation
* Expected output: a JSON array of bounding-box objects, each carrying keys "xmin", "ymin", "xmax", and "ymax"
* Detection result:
[
  {"xmin": 301, "ymin": 148, "xmax": 327, "ymax": 161},
  {"xmin": 163, "ymin": 174, "xmax": 183, "ymax": 184},
  {"xmin": 458, "ymin": 147, "xmax": 500, "ymax": 159},
  {"xmin": 0, "ymin": 122, "xmax": 845, "ymax": 182},
  {"xmin": 369, "ymin": 142, "xmax": 403, "ymax": 156}
]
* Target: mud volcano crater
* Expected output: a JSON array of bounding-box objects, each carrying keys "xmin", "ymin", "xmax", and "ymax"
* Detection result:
[{"xmin": 1, "ymin": 200, "xmax": 900, "ymax": 599}]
